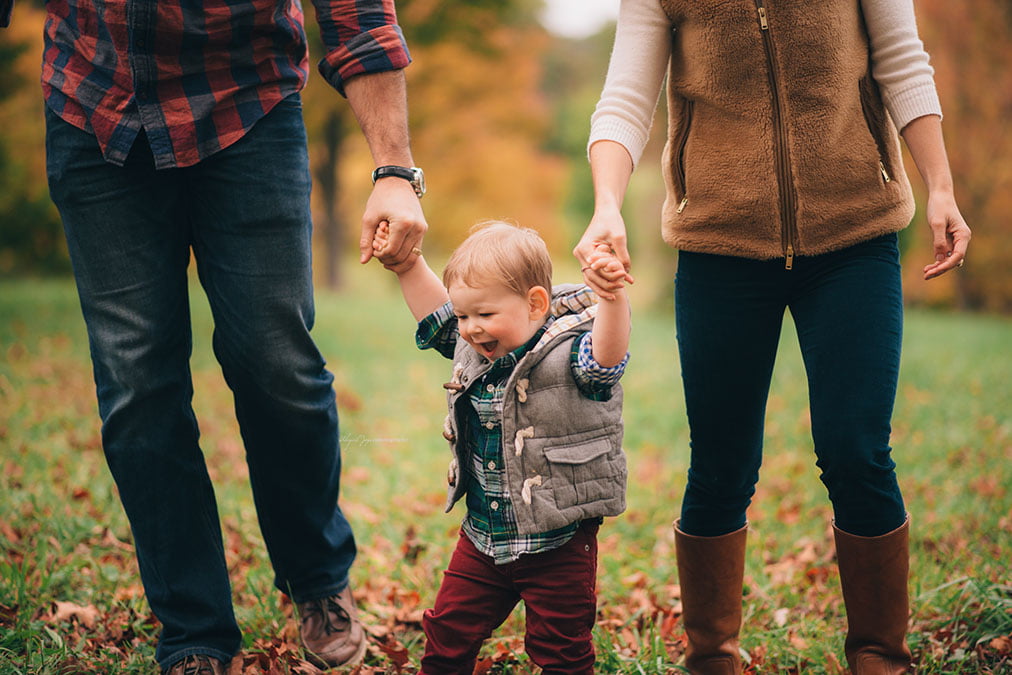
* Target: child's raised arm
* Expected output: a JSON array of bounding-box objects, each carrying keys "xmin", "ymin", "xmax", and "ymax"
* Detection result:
[
  {"xmin": 374, "ymin": 222, "xmax": 449, "ymax": 321},
  {"xmin": 584, "ymin": 243, "xmax": 631, "ymax": 368}
]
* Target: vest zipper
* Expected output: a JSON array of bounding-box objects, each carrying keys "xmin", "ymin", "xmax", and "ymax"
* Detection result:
[
  {"xmin": 673, "ymin": 99, "xmax": 695, "ymax": 212},
  {"xmin": 879, "ymin": 160, "xmax": 892, "ymax": 183},
  {"xmin": 754, "ymin": 0, "xmax": 798, "ymax": 270}
]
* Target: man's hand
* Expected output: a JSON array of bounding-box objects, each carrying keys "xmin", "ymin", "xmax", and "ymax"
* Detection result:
[{"xmin": 359, "ymin": 176, "xmax": 427, "ymax": 274}]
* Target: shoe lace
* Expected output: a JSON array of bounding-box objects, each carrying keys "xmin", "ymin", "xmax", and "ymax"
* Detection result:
[
  {"xmin": 177, "ymin": 655, "xmax": 218, "ymax": 675},
  {"xmin": 304, "ymin": 596, "xmax": 351, "ymax": 636}
]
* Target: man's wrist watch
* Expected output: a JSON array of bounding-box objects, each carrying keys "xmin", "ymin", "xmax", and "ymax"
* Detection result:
[{"xmin": 372, "ymin": 165, "xmax": 425, "ymax": 198}]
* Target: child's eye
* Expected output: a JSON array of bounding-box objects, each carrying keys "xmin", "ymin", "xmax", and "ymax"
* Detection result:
[{"xmin": 478, "ymin": 313, "xmax": 493, "ymax": 318}]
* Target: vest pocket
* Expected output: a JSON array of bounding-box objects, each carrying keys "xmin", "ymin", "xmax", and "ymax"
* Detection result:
[
  {"xmin": 544, "ymin": 437, "xmax": 624, "ymax": 510},
  {"xmin": 858, "ymin": 75, "xmax": 894, "ymax": 184},
  {"xmin": 672, "ymin": 97, "xmax": 695, "ymax": 207}
]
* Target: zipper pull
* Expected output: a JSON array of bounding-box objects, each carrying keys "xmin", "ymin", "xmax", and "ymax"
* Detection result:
[
  {"xmin": 757, "ymin": 5, "xmax": 769, "ymax": 30},
  {"xmin": 677, "ymin": 197, "xmax": 688, "ymax": 214},
  {"xmin": 785, "ymin": 244, "xmax": 794, "ymax": 270},
  {"xmin": 879, "ymin": 160, "xmax": 892, "ymax": 183}
]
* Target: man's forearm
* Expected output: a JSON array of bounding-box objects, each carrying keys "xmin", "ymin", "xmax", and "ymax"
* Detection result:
[{"xmin": 344, "ymin": 69, "xmax": 413, "ymax": 166}]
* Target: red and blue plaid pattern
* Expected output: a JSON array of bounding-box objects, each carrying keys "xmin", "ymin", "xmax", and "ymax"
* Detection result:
[{"xmin": 32, "ymin": 0, "xmax": 410, "ymax": 168}]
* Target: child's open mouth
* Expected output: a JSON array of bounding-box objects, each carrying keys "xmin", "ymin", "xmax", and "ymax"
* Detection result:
[{"xmin": 475, "ymin": 341, "xmax": 498, "ymax": 358}]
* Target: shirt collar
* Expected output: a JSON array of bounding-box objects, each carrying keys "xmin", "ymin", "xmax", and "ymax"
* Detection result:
[{"xmin": 485, "ymin": 319, "xmax": 551, "ymax": 378}]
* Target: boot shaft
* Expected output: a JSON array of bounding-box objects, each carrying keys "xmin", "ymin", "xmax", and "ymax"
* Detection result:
[
  {"xmin": 834, "ymin": 517, "xmax": 912, "ymax": 674},
  {"xmin": 674, "ymin": 521, "xmax": 748, "ymax": 675}
]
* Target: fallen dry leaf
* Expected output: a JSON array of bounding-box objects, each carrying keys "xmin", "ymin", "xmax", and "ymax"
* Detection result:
[{"xmin": 48, "ymin": 600, "xmax": 101, "ymax": 628}]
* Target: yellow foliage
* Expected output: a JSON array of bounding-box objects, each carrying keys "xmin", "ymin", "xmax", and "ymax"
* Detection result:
[
  {"xmin": 0, "ymin": 3, "xmax": 49, "ymax": 202},
  {"xmin": 307, "ymin": 22, "xmax": 568, "ymax": 272},
  {"xmin": 901, "ymin": 0, "xmax": 1012, "ymax": 311}
]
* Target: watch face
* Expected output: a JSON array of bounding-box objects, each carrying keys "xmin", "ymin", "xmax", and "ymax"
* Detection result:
[{"xmin": 411, "ymin": 168, "xmax": 426, "ymax": 196}]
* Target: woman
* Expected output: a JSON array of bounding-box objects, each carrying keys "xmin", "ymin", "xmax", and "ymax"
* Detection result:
[{"xmin": 575, "ymin": 0, "xmax": 970, "ymax": 673}]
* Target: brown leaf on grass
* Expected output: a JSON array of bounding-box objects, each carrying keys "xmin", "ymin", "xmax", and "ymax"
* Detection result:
[
  {"xmin": 100, "ymin": 527, "xmax": 135, "ymax": 552},
  {"xmin": 764, "ymin": 539, "xmax": 823, "ymax": 586},
  {"xmin": 48, "ymin": 600, "xmax": 101, "ymax": 628},
  {"xmin": 970, "ymin": 474, "xmax": 1004, "ymax": 498},
  {"xmin": 336, "ymin": 388, "xmax": 363, "ymax": 412},
  {"xmin": 473, "ymin": 657, "xmax": 495, "ymax": 675},
  {"xmin": 401, "ymin": 525, "xmax": 426, "ymax": 564},
  {"xmin": 990, "ymin": 635, "xmax": 1012, "ymax": 654},
  {"xmin": 0, "ymin": 519, "xmax": 20, "ymax": 546},
  {"xmin": 376, "ymin": 635, "xmax": 411, "ymax": 671},
  {"xmin": 824, "ymin": 650, "xmax": 847, "ymax": 674},
  {"xmin": 490, "ymin": 637, "xmax": 525, "ymax": 663},
  {"xmin": 0, "ymin": 603, "xmax": 17, "ymax": 626}
]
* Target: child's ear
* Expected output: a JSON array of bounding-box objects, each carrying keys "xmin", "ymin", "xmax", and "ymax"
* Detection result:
[{"xmin": 527, "ymin": 286, "xmax": 551, "ymax": 319}]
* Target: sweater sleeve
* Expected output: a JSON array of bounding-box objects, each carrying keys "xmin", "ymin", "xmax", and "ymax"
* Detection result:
[
  {"xmin": 861, "ymin": 0, "xmax": 942, "ymax": 131},
  {"xmin": 587, "ymin": 0, "xmax": 671, "ymax": 168}
]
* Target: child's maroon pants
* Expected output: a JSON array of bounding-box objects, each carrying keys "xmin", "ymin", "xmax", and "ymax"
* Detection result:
[{"xmin": 420, "ymin": 520, "xmax": 600, "ymax": 674}]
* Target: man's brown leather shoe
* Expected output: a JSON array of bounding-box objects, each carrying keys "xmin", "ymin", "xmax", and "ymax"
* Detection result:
[
  {"xmin": 162, "ymin": 655, "xmax": 226, "ymax": 675},
  {"xmin": 299, "ymin": 585, "xmax": 367, "ymax": 667}
]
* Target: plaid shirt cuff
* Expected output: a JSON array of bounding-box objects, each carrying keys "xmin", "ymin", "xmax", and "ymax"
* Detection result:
[
  {"xmin": 571, "ymin": 332, "xmax": 628, "ymax": 401},
  {"xmin": 416, "ymin": 301, "xmax": 457, "ymax": 359},
  {"xmin": 319, "ymin": 24, "xmax": 411, "ymax": 95}
]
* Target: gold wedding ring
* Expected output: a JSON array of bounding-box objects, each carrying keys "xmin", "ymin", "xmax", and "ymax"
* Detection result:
[{"xmin": 411, "ymin": 246, "xmax": 423, "ymax": 256}]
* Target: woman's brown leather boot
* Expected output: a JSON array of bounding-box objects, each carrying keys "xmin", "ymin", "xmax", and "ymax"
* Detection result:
[
  {"xmin": 834, "ymin": 516, "xmax": 913, "ymax": 674},
  {"xmin": 674, "ymin": 520, "xmax": 748, "ymax": 674}
]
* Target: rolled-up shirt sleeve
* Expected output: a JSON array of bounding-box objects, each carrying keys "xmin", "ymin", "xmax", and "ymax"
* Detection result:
[
  {"xmin": 570, "ymin": 331, "xmax": 629, "ymax": 401},
  {"xmin": 416, "ymin": 302, "xmax": 459, "ymax": 360},
  {"xmin": 310, "ymin": 0, "xmax": 412, "ymax": 95}
]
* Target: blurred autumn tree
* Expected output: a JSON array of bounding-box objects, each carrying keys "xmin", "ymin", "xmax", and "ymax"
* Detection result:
[
  {"xmin": 898, "ymin": 0, "xmax": 1012, "ymax": 311},
  {"xmin": 0, "ymin": 5, "xmax": 68, "ymax": 276},
  {"xmin": 303, "ymin": 0, "xmax": 568, "ymax": 288},
  {"xmin": 1, "ymin": 0, "xmax": 1009, "ymax": 311}
]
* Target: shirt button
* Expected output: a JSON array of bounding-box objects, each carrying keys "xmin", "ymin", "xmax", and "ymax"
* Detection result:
[
  {"xmin": 485, "ymin": 421, "xmax": 495, "ymax": 429},
  {"xmin": 487, "ymin": 461, "xmax": 496, "ymax": 470},
  {"xmin": 486, "ymin": 384, "xmax": 495, "ymax": 392},
  {"xmin": 490, "ymin": 501, "xmax": 499, "ymax": 510}
]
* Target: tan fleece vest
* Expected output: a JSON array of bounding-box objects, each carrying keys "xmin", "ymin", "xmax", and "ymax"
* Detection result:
[{"xmin": 658, "ymin": 0, "xmax": 915, "ymax": 264}]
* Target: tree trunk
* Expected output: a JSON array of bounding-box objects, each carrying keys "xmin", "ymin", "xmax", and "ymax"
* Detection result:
[{"xmin": 315, "ymin": 110, "xmax": 346, "ymax": 289}]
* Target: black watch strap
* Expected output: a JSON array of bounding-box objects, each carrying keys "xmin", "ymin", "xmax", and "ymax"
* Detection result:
[{"xmin": 371, "ymin": 165, "xmax": 425, "ymax": 197}]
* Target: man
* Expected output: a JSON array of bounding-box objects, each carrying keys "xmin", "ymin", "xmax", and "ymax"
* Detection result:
[{"xmin": 1, "ymin": 0, "xmax": 426, "ymax": 671}]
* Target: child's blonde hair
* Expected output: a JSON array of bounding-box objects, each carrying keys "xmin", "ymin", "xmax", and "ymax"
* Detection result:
[{"xmin": 443, "ymin": 221, "xmax": 553, "ymax": 298}]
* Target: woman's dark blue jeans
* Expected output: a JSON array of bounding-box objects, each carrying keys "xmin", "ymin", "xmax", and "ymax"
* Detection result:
[
  {"xmin": 675, "ymin": 234, "xmax": 907, "ymax": 538},
  {"xmin": 45, "ymin": 95, "xmax": 356, "ymax": 669}
]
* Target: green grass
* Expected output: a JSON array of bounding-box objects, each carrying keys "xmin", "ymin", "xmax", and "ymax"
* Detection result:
[{"xmin": 1, "ymin": 268, "xmax": 1010, "ymax": 673}]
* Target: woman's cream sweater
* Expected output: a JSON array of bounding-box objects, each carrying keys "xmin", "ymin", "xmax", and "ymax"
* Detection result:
[
  {"xmin": 590, "ymin": 0, "xmax": 942, "ymax": 168},
  {"xmin": 589, "ymin": 0, "xmax": 945, "ymax": 262}
]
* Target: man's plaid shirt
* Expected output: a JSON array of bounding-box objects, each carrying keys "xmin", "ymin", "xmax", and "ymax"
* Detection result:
[
  {"xmin": 417, "ymin": 298, "xmax": 628, "ymax": 564},
  {"xmin": 21, "ymin": 0, "xmax": 409, "ymax": 168}
]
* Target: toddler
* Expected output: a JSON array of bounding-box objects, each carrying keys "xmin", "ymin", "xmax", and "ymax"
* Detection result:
[{"xmin": 374, "ymin": 220, "xmax": 632, "ymax": 673}]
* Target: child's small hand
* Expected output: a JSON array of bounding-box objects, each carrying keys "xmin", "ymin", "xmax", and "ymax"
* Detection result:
[
  {"xmin": 372, "ymin": 221, "xmax": 392, "ymax": 264},
  {"xmin": 583, "ymin": 242, "xmax": 633, "ymax": 295}
]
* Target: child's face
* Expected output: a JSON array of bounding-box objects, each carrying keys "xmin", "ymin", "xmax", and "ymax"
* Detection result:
[{"xmin": 448, "ymin": 281, "xmax": 550, "ymax": 361}]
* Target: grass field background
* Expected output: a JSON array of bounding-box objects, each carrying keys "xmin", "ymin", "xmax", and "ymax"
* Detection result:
[{"xmin": 1, "ymin": 264, "xmax": 1010, "ymax": 673}]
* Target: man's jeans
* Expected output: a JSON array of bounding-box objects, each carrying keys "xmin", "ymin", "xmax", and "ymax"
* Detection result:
[
  {"xmin": 45, "ymin": 95, "xmax": 356, "ymax": 668},
  {"xmin": 675, "ymin": 234, "xmax": 907, "ymax": 538}
]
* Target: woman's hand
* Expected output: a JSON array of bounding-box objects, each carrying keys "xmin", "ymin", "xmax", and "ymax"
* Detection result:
[
  {"xmin": 922, "ymin": 190, "xmax": 971, "ymax": 280},
  {"xmin": 575, "ymin": 208, "xmax": 634, "ymax": 300},
  {"xmin": 900, "ymin": 115, "xmax": 971, "ymax": 281}
]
